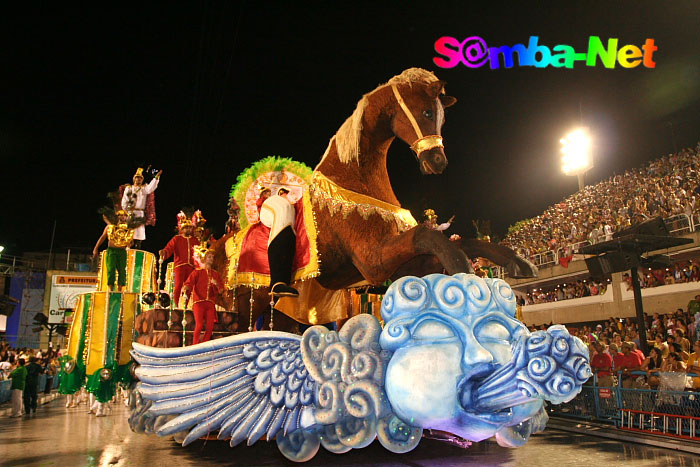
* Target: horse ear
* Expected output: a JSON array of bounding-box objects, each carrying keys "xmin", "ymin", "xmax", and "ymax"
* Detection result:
[
  {"xmin": 426, "ymin": 80, "xmax": 445, "ymax": 98},
  {"xmin": 440, "ymin": 94, "xmax": 457, "ymax": 108}
]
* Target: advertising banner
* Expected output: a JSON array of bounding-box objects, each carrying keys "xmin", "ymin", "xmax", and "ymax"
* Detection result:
[{"xmin": 47, "ymin": 274, "xmax": 98, "ymax": 323}]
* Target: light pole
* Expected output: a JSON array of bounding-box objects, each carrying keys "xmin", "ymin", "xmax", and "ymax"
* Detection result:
[{"xmin": 560, "ymin": 128, "xmax": 593, "ymax": 191}]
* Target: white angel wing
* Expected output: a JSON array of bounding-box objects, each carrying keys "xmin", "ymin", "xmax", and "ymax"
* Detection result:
[{"xmin": 131, "ymin": 331, "xmax": 316, "ymax": 447}]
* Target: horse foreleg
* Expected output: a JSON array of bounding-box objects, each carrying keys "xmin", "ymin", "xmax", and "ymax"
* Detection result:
[
  {"xmin": 353, "ymin": 225, "xmax": 472, "ymax": 284},
  {"xmin": 390, "ymin": 254, "xmax": 445, "ymax": 280},
  {"xmin": 460, "ymin": 239, "xmax": 538, "ymax": 278}
]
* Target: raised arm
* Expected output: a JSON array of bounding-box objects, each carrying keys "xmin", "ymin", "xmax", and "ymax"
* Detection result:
[{"xmin": 145, "ymin": 170, "xmax": 162, "ymax": 194}]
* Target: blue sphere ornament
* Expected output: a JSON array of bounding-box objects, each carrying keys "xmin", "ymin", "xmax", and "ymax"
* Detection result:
[{"xmin": 129, "ymin": 273, "xmax": 590, "ymax": 461}]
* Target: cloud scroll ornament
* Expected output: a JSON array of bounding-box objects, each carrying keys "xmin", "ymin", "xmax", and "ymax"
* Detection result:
[{"xmin": 129, "ymin": 273, "xmax": 589, "ymax": 461}]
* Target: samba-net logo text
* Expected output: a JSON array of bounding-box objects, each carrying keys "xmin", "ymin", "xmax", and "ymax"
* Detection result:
[{"xmin": 433, "ymin": 36, "xmax": 658, "ymax": 69}]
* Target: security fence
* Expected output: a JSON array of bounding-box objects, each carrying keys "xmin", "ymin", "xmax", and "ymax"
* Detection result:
[
  {"xmin": 0, "ymin": 374, "xmax": 58, "ymax": 404},
  {"xmin": 548, "ymin": 371, "xmax": 700, "ymax": 440}
]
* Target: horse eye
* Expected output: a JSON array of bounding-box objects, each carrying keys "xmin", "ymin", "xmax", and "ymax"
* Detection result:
[{"xmin": 423, "ymin": 110, "xmax": 433, "ymax": 119}]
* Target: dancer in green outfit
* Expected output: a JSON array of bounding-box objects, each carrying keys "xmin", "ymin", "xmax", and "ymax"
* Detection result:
[{"xmin": 93, "ymin": 209, "xmax": 140, "ymax": 291}]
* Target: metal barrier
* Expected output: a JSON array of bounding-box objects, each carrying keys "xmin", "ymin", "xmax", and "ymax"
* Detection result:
[
  {"xmin": 549, "ymin": 371, "xmax": 700, "ymax": 441},
  {"xmin": 618, "ymin": 384, "xmax": 700, "ymax": 439},
  {"xmin": 664, "ymin": 214, "xmax": 693, "ymax": 235},
  {"xmin": 0, "ymin": 374, "xmax": 58, "ymax": 404},
  {"xmin": 555, "ymin": 240, "xmax": 591, "ymax": 265},
  {"xmin": 530, "ymin": 250, "xmax": 557, "ymax": 267},
  {"xmin": 693, "ymin": 213, "xmax": 700, "ymax": 233}
]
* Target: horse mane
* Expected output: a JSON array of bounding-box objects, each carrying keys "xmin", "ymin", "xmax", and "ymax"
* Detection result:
[{"xmin": 319, "ymin": 68, "xmax": 440, "ymax": 166}]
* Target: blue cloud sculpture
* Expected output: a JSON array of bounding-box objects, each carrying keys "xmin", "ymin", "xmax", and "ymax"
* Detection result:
[{"xmin": 129, "ymin": 273, "xmax": 590, "ymax": 461}]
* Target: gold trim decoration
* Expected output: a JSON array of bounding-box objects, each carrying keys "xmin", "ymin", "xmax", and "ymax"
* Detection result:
[
  {"xmin": 225, "ymin": 189, "xmax": 321, "ymax": 289},
  {"xmin": 67, "ymin": 294, "xmax": 86, "ymax": 359},
  {"xmin": 411, "ymin": 135, "xmax": 443, "ymax": 154},
  {"xmin": 310, "ymin": 171, "xmax": 417, "ymax": 232},
  {"xmin": 275, "ymin": 279, "xmax": 350, "ymax": 325},
  {"xmin": 97, "ymin": 249, "xmax": 156, "ymax": 293},
  {"xmin": 85, "ymin": 290, "xmax": 98, "ymax": 370}
]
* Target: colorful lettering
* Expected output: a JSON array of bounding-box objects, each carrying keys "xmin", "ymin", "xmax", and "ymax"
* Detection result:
[
  {"xmin": 586, "ymin": 36, "xmax": 618, "ymax": 69},
  {"xmin": 433, "ymin": 35, "xmax": 657, "ymax": 70},
  {"xmin": 618, "ymin": 45, "xmax": 642, "ymax": 68},
  {"xmin": 642, "ymin": 38, "xmax": 658, "ymax": 68},
  {"xmin": 489, "ymin": 44, "xmax": 527, "ymax": 69},
  {"xmin": 433, "ymin": 36, "xmax": 463, "ymax": 69}
]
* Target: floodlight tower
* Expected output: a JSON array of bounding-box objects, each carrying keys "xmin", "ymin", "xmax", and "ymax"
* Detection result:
[{"xmin": 560, "ymin": 128, "xmax": 593, "ymax": 191}]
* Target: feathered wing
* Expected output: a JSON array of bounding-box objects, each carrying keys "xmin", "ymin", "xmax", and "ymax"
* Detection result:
[{"xmin": 131, "ymin": 332, "xmax": 316, "ymax": 447}]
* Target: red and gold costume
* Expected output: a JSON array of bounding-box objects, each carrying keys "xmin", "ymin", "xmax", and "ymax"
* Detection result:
[
  {"xmin": 161, "ymin": 233, "xmax": 200, "ymax": 306},
  {"xmin": 184, "ymin": 266, "xmax": 222, "ymax": 345}
]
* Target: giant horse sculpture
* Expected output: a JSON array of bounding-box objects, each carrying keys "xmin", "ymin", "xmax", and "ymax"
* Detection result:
[
  {"xmin": 128, "ymin": 70, "xmax": 582, "ymax": 462},
  {"xmin": 216, "ymin": 68, "xmax": 535, "ymax": 330}
]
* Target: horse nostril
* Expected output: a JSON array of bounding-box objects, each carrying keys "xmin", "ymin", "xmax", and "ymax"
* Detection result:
[{"xmin": 433, "ymin": 153, "xmax": 445, "ymax": 165}]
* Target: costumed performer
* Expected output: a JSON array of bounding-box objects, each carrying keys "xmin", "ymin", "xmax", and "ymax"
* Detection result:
[
  {"xmin": 182, "ymin": 243, "xmax": 222, "ymax": 345},
  {"xmin": 159, "ymin": 212, "xmax": 199, "ymax": 308},
  {"xmin": 260, "ymin": 187, "xmax": 299, "ymax": 297},
  {"xmin": 59, "ymin": 355, "xmax": 84, "ymax": 408},
  {"xmin": 225, "ymin": 197, "xmax": 242, "ymax": 235},
  {"xmin": 192, "ymin": 209, "xmax": 213, "ymax": 244},
  {"xmin": 256, "ymin": 186, "xmax": 271, "ymax": 213},
  {"xmin": 93, "ymin": 209, "xmax": 139, "ymax": 291},
  {"xmin": 423, "ymin": 208, "xmax": 454, "ymax": 232},
  {"xmin": 121, "ymin": 167, "xmax": 162, "ymax": 248}
]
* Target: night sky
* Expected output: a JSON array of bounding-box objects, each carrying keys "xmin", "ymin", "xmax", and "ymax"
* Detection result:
[{"xmin": 3, "ymin": 2, "xmax": 700, "ymax": 257}]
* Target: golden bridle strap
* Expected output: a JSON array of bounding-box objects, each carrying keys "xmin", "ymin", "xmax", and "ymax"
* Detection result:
[{"xmin": 390, "ymin": 83, "xmax": 444, "ymax": 154}]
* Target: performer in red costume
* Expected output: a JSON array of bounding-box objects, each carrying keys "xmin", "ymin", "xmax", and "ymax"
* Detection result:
[
  {"xmin": 256, "ymin": 186, "xmax": 271, "ymax": 214},
  {"xmin": 159, "ymin": 214, "xmax": 200, "ymax": 307},
  {"xmin": 182, "ymin": 243, "xmax": 222, "ymax": 345}
]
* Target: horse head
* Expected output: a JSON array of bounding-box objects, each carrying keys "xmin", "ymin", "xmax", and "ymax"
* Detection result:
[{"xmin": 389, "ymin": 76, "xmax": 457, "ymax": 175}]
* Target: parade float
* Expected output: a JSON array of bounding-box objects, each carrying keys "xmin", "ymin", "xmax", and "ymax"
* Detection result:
[
  {"xmin": 120, "ymin": 68, "xmax": 588, "ymax": 461},
  {"xmin": 59, "ymin": 247, "xmax": 156, "ymax": 405}
]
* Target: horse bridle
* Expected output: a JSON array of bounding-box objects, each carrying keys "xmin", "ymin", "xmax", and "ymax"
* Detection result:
[{"xmin": 390, "ymin": 83, "xmax": 444, "ymax": 155}]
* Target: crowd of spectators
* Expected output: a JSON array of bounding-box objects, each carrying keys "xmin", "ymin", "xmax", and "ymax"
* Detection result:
[
  {"xmin": 626, "ymin": 259, "xmax": 700, "ymax": 289},
  {"xmin": 520, "ymin": 278, "xmax": 609, "ymax": 305},
  {"xmin": 0, "ymin": 340, "xmax": 59, "ymax": 417},
  {"xmin": 530, "ymin": 297, "xmax": 700, "ymax": 390},
  {"xmin": 503, "ymin": 144, "xmax": 700, "ymax": 262},
  {"xmin": 521, "ymin": 259, "xmax": 700, "ymax": 306}
]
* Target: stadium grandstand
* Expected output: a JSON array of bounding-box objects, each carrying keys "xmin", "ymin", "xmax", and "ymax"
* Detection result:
[{"xmin": 501, "ymin": 143, "xmax": 700, "ymax": 340}]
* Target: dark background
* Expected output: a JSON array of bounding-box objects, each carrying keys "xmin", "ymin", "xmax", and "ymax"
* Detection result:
[{"xmin": 2, "ymin": 1, "xmax": 699, "ymax": 256}]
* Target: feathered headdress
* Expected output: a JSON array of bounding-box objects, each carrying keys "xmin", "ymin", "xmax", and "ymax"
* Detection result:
[
  {"xmin": 98, "ymin": 205, "xmax": 144, "ymax": 229},
  {"xmin": 192, "ymin": 210, "xmax": 207, "ymax": 228}
]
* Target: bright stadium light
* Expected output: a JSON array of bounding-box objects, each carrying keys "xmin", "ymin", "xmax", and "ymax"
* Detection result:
[{"xmin": 560, "ymin": 128, "xmax": 592, "ymax": 191}]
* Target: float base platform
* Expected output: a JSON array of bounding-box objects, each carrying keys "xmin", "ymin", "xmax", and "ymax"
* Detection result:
[{"xmin": 3, "ymin": 398, "xmax": 700, "ymax": 466}]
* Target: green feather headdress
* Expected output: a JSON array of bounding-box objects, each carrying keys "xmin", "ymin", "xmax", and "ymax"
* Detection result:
[{"xmin": 229, "ymin": 156, "xmax": 313, "ymax": 230}]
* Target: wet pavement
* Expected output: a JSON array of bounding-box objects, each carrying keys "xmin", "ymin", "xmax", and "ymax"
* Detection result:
[{"xmin": 2, "ymin": 397, "xmax": 700, "ymax": 466}]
